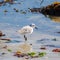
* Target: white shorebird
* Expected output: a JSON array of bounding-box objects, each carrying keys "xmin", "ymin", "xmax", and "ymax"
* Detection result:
[{"xmin": 18, "ymin": 23, "xmax": 38, "ymax": 42}]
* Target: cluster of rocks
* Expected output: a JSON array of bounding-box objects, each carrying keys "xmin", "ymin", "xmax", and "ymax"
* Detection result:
[{"xmin": 30, "ymin": 2, "xmax": 60, "ymax": 16}]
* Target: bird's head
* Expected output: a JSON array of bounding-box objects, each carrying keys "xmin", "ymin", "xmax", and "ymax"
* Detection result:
[{"xmin": 29, "ymin": 23, "xmax": 38, "ymax": 29}]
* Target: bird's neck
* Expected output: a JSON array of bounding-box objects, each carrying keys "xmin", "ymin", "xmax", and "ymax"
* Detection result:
[{"xmin": 31, "ymin": 26, "xmax": 35, "ymax": 29}]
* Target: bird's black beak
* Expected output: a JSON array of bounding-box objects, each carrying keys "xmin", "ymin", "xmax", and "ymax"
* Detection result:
[{"xmin": 35, "ymin": 26, "xmax": 38, "ymax": 29}]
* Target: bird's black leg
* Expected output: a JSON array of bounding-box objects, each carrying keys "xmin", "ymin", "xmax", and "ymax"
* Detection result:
[{"xmin": 24, "ymin": 35, "xmax": 27, "ymax": 42}]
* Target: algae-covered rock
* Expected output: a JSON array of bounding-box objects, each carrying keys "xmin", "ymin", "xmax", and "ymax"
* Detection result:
[{"xmin": 30, "ymin": 2, "xmax": 60, "ymax": 16}]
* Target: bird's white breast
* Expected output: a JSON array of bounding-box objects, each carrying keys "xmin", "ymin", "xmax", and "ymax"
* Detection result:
[{"xmin": 18, "ymin": 26, "xmax": 33, "ymax": 35}]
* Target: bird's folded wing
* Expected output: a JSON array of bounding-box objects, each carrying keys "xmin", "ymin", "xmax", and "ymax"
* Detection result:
[{"xmin": 20, "ymin": 26, "xmax": 33, "ymax": 34}]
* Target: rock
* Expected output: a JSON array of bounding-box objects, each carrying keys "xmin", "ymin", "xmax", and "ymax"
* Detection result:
[
  {"xmin": 56, "ymin": 32, "xmax": 60, "ymax": 33},
  {"xmin": 14, "ymin": 51, "xmax": 28, "ymax": 57},
  {"xmin": 0, "ymin": 0, "xmax": 14, "ymax": 6},
  {"xmin": 0, "ymin": 31, "xmax": 11, "ymax": 41},
  {"xmin": 30, "ymin": 2, "xmax": 60, "ymax": 16},
  {"xmin": 40, "ymin": 47, "xmax": 46, "ymax": 50},
  {"xmin": 4, "ymin": 10, "xmax": 8, "ymax": 12},
  {"xmin": 30, "ymin": 8, "xmax": 41, "ymax": 13},
  {"xmin": 0, "ymin": 31, "xmax": 5, "ymax": 37},
  {"xmin": 13, "ymin": 8, "xmax": 19, "ymax": 12},
  {"xmin": 40, "ymin": 45, "xmax": 46, "ymax": 50},
  {"xmin": 52, "ymin": 48, "xmax": 60, "ymax": 52},
  {"xmin": 0, "ymin": 38, "xmax": 11, "ymax": 41},
  {"xmin": 0, "ymin": 1, "xmax": 4, "ymax": 6},
  {"xmin": 4, "ymin": 0, "xmax": 14, "ymax": 4},
  {"xmin": 52, "ymin": 38, "xmax": 57, "ymax": 41}
]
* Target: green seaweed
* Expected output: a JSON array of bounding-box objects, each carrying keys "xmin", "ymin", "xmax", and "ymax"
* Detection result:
[
  {"xmin": 38, "ymin": 52, "xmax": 46, "ymax": 57},
  {"xmin": 7, "ymin": 49, "xmax": 12, "ymax": 52},
  {"xmin": 28, "ymin": 52, "xmax": 36, "ymax": 57}
]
